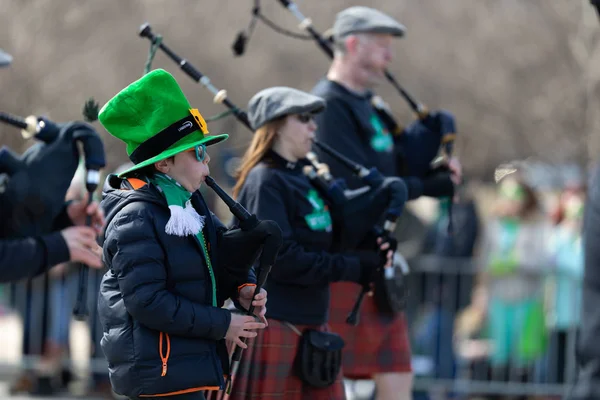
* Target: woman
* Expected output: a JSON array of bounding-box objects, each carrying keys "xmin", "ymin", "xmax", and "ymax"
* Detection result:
[
  {"xmin": 479, "ymin": 173, "xmax": 552, "ymax": 386},
  {"xmin": 96, "ymin": 69, "xmax": 268, "ymax": 400},
  {"xmin": 220, "ymin": 86, "xmax": 392, "ymax": 400}
]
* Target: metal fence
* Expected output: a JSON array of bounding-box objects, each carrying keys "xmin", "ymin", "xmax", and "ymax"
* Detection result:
[
  {"xmin": 0, "ymin": 255, "xmax": 582, "ymax": 399},
  {"xmin": 406, "ymin": 255, "xmax": 578, "ymax": 399}
]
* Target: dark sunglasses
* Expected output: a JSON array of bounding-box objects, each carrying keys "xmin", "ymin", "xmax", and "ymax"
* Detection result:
[
  {"xmin": 296, "ymin": 113, "xmax": 314, "ymax": 124},
  {"xmin": 186, "ymin": 144, "xmax": 207, "ymax": 162}
]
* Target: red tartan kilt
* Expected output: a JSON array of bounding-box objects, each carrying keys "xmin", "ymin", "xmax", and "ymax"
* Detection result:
[
  {"xmin": 205, "ymin": 318, "xmax": 346, "ymax": 400},
  {"xmin": 328, "ymin": 282, "xmax": 412, "ymax": 379}
]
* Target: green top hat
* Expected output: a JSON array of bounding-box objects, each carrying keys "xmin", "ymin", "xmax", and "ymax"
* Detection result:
[{"xmin": 99, "ymin": 69, "xmax": 228, "ymax": 177}]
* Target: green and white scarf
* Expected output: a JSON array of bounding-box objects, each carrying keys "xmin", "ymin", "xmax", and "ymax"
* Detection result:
[
  {"xmin": 150, "ymin": 173, "xmax": 205, "ymax": 237},
  {"xmin": 150, "ymin": 173, "xmax": 217, "ymax": 306}
]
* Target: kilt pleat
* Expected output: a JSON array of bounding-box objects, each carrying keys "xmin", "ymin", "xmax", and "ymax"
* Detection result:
[{"xmin": 327, "ymin": 282, "xmax": 412, "ymax": 379}]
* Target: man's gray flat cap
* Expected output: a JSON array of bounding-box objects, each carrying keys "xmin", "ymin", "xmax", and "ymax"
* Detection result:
[{"xmin": 332, "ymin": 6, "xmax": 405, "ymax": 39}]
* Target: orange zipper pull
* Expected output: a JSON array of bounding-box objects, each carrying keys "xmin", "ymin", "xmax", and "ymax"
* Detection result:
[{"xmin": 159, "ymin": 332, "xmax": 170, "ymax": 377}]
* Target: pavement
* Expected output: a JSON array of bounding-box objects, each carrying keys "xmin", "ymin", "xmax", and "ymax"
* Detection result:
[
  {"xmin": 0, "ymin": 311, "xmax": 112, "ymax": 399},
  {"xmin": 0, "ymin": 382, "xmax": 109, "ymax": 399}
]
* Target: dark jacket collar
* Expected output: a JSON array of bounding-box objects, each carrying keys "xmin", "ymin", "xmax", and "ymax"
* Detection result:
[{"xmin": 264, "ymin": 150, "xmax": 305, "ymax": 174}]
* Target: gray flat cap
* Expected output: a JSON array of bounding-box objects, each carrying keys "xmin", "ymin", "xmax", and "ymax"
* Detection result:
[
  {"xmin": 247, "ymin": 87, "xmax": 325, "ymax": 130},
  {"xmin": 0, "ymin": 49, "xmax": 12, "ymax": 68},
  {"xmin": 332, "ymin": 6, "xmax": 405, "ymax": 40}
]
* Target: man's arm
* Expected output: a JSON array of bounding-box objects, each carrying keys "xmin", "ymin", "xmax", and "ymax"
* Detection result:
[
  {"xmin": 397, "ymin": 120, "xmax": 442, "ymax": 178},
  {"xmin": 397, "ymin": 114, "xmax": 459, "ymax": 200},
  {"xmin": 314, "ymin": 99, "xmax": 452, "ymax": 200},
  {"xmin": 0, "ymin": 232, "xmax": 69, "ymax": 282}
]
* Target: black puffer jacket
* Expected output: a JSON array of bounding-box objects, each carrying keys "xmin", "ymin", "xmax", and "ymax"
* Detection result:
[{"xmin": 98, "ymin": 174, "xmax": 254, "ymax": 398}]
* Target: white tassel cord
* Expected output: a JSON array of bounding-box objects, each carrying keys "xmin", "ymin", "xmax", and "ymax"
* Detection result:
[{"xmin": 164, "ymin": 201, "xmax": 205, "ymax": 237}]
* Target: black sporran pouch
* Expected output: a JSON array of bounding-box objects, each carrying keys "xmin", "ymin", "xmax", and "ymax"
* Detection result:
[{"xmin": 286, "ymin": 323, "xmax": 345, "ymax": 388}]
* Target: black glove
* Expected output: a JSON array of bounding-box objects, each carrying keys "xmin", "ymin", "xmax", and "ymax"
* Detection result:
[
  {"xmin": 382, "ymin": 234, "xmax": 398, "ymax": 254},
  {"xmin": 347, "ymin": 250, "xmax": 382, "ymax": 286},
  {"xmin": 421, "ymin": 170, "xmax": 454, "ymax": 198}
]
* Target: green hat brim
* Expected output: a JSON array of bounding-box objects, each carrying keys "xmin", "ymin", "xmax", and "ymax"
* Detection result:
[{"xmin": 117, "ymin": 133, "xmax": 228, "ymax": 178}]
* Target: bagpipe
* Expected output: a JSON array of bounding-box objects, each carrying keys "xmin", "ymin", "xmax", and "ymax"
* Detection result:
[
  {"xmin": 309, "ymin": 141, "xmax": 409, "ymax": 321},
  {"xmin": 0, "ymin": 101, "xmax": 107, "ymax": 319},
  {"xmin": 138, "ymin": 24, "xmax": 410, "ymax": 323},
  {"xmin": 204, "ymin": 176, "xmax": 282, "ymax": 394}
]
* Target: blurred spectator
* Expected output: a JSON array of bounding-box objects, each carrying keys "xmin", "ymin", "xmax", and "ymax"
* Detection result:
[
  {"xmin": 422, "ymin": 179, "xmax": 481, "ymax": 259},
  {"xmin": 415, "ymin": 182, "xmax": 481, "ymax": 332},
  {"xmin": 411, "ymin": 182, "xmax": 481, "ymax": 399},
  {"xmin": 537, "ymin": 187, "xmax": 585, "ymax": 385},
  {"xmin": 478, "ymin": 174, "xmax": 552, "ymax": 386}
]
